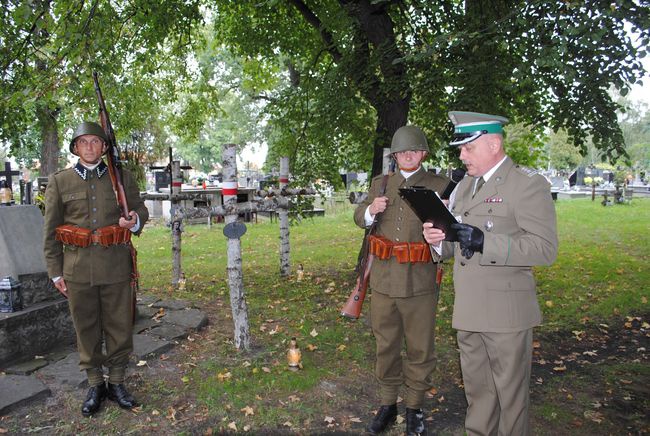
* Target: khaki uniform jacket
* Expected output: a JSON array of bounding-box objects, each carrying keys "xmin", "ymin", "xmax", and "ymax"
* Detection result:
[
  {"xmin": 447, "ymin": 157, "xmax": 558, "ymax": 332},
  {"xmin": 43, "ymin": 161, "xmax": 149, "ymax": 286},
  {"xmin": 354, "ymin": 168, "xmax": 449, "ymax": 297}
]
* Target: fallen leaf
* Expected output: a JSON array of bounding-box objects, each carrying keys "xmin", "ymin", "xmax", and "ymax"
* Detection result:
[
  {"xmin": 324, "ymin": 416, "xmax": 335, "ymax": 424},
  {"xmin": 337, "ymin": 344, "xmax": 347, "ymax": 351},
  {"xmin": 532, "ymin": 340, "xmax": 541, "ymax": 349},
  {"xmin": 349, "ymin": 417, "xmax": 362, "ymax": 423},
  {"xmin": 642, "ymin": 296, "xmax": 648, "ymax": 304},
  {"xmin": 396, "ymin": 415, "xmax": 405, "ymax": 424},
  {"xmin": 136, "ymin": 360, "xmax": 147, "ymax": 367},
  {"xmin": 242, "ymin": 361, "xmax": 251, "ymax": 367},
  {"xmin": 262, "ymin": 367, "xmax": 271, "ymax": 373},
  {"xmin": 582, "ymin": 351, "xmax": 597, "ymax": 357},
  {"xmin": 227, "ymin": 422, "xmax": 237, "ymax": 431},
  {"xmin": 307, "ymin": 344, "xmax": 318, "ymax": 351},
  {"xmin": 243, "ymin": 425, "xmax": 251, "ymax": 431},
  {"xmin": 545, "ymin": 300, "xmax": 554, "ymax": 308},
  {"xmin": 217, "ymin": 372, "xmax": 232, "ymax": 382},
  {"xmin": 288, "ymin": 395, "xmax": 300, "ymax": 402},
  {"xmin": 152, "ymin": 409, "xmax": 160, "ymax": 416},
  {"xmin": 310, "ymin": 328, "xmax": 318, "ymax": 337},
  {"xmin": 619, "ymin": 379, "xmax": 632, "ymax": 384},
  {"xmin": 241, "ymin": 406, "xmax": 254, "ymax": 416},
  {"xmin": 181, "ymin": 375, "xmax": 190, "ymax": 383},
  {"xmin": 283, "ymin": 421, "xmax": 293, "ymax": 427},
  {"xmin": 584, "ymin": 410, "xmax": 604, "ymax": 423},
  {"xmin": 553, "ymin": 365, "xmax": 567, "ymax": 372}
]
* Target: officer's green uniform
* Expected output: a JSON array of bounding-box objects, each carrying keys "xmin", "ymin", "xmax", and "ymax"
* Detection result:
[
  {"xmin": 354, "ymin": 152, "xmax": 448, "ymax": 409},
  {"xmin": 43, "ymin": 159, "xmax": 148, "ymax": 385},
  {"xmin": 445, "ymin": 112, "xmax": 558, "ymax": 436}
]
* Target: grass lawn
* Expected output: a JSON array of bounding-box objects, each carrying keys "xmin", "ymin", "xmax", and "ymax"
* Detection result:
[{"xmin": 3, "ymin": 197, "xmax": 648, "ymax": 434}]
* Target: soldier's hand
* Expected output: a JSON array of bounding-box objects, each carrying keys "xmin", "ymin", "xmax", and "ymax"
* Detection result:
[
  {"xmin": 451, "ymin": 223, "xmax": 484, "ymax": 259},
  {"xmin": 119, "ymin": 211, "xmax": 138, "ymax": 229},
  {"xmin": 369, "ymin": 196, "xmax": 389, "ymax": 216},
  {"xmin": 423, "ymin": 222, "xmax": 445, "ymax": 245},
  {"xmin": 54, "ymin": 278, "xmax": 68, "ymax": 299}
]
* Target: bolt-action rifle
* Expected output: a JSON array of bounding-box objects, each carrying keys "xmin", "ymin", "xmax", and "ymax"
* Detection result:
[
  {"xmin": 340, "ymin": 158, "xmax": 395, "ymax": 319},
  {"xmin": 92, "ymin": 72, "xmax": 139, "ymax": 322}
]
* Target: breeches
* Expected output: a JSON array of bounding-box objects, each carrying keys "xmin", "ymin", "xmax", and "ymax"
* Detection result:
[
  {"xmin": 370, "ymin": 290, "xmax": 437, "ymax": 409},
  {"xmin": 66, "ymin": 280, "xmax": 134, "ymax": 372},
  {"xmin": 457, "ymin": 329, "xmax": 533, "ymax": 436}
]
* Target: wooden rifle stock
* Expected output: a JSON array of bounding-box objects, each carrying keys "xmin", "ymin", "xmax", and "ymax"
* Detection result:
[
  {"xmin": 340, "ymin": 158, "xmax": 395, "ymax": 319},
  {"xmin": 92, "ymin": 72, "xmax": 138, "ymax": 323},
  {"xmin": 92, "ymin": 72, "xmax": 130, "ymax": 220},
  {"xmin": 341, "ymin": 252, "xmax": 374, "ymax": 319}
]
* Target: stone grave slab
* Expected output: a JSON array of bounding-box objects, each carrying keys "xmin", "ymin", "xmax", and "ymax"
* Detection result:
[
  {"xmin": 0, "ymin": 206, "xmax": 46, "ymax": 279},
  {"xmin": 148, "ymin": 324, "xmax": 189, "ymax": 341},
  {"xmin": 133, "ymin": 317, "xmax": 159, "ymax": 334},
  {"xmin": 136, "ymin": 295, "xmax": 160, "ymax": 306},
  {"xmin": 37, "ymin": 352, "xmax": 86, "ymax": 388},
  {"xmin": 0, "ymin": 299, "xmax": 75, "ymax": 367},
  {"xmin": 132, "ymin": 334, "xmax": 173, "ymax": 359},
  {"xmin": 4, "ymin": 358, "xmax": 48, "ymax": 376},
  {"xmin": 136, "ymin": 305, "xmax": 158, "ymax": 320},
  {"xmin": 163, "ymin": 308, "xmax": 208, "ymax": 330},
  {"xmin": 0, "ymin": 374, "xmax": 51, "ymax": 415},
  {"xmin": 152, "ymin": 299, "xmax": 191, "ymax": 311}
]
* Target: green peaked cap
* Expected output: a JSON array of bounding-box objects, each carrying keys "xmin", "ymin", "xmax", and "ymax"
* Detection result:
[{"xmin": 448, "ymin": 111, "xmax": 509, "ymax": 146}]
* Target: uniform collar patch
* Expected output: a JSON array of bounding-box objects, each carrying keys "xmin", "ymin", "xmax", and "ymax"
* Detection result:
[
  {"xmin": 75, "ymin": 161, "xmax": 108, "ymax": 180},
  {"xmin": 485, "ymin": 197, "xmax": 503, "ymax": 203}
]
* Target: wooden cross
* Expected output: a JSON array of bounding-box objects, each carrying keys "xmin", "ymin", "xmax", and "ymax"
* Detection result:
[{"xmin": 0, "ymin": 162, "xmax": 20, "ymax": 186}]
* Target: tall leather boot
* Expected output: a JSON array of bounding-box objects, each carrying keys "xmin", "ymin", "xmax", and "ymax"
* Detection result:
[{"xmin": 366, "ymin": 404, "xmax": 397, "ymax": 434}]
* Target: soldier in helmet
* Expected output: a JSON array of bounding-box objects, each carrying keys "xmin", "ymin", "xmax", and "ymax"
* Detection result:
[
  {"xmin": 43, "ymin": 121, "xmax": 149, "ymax": 417},
  {"xmin": 354, "ymin": 125, "xmax": 449, "ymax": 435}
]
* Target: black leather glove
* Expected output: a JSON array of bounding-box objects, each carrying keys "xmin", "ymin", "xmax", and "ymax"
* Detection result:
[{"xmin": 451, "ymin": 223, "xmax": 484, "ymax": 259}]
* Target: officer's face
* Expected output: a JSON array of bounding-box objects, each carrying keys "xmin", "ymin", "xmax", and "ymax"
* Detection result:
[
  {"xmin": 394, "ymin": 150, "xmax": 427, "ymax": 170},
  {"xmin": 74, "ymin": 135, "xmax": 106, "ymax": 166},
  {"xmin": 458, "ymin": 135, "xmax": 502, "ymax": 177}
]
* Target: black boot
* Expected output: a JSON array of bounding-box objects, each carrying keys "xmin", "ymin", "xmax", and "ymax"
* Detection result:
[
  {"xmin": 107, "ymin": 383, "xmax": 138, "ymax": 409},
  {"xmin": 406, "ymin": 408, "xmax": 426, "ymax": 436},
  {"xmin": 366, "ymin": 404, "xmax": 398, "ymax": 434},
  {"xmin": 81, "ymin": 383, "xmax": 107, "ymax": 417}
]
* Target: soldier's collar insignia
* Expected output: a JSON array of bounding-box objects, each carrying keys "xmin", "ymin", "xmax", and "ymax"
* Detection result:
[
  {"xmin": 74, "ymin": 161, "xmax": 108, "ymax": 180},
  {"xmin": 485, "ymin": 197, "xmax": 503, "ymax": 203}
]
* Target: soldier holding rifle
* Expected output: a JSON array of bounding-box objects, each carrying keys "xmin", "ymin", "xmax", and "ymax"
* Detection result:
[
  {"xmin": 353, "ymin": 126, "xmax": 448, "ymax": 436},
  {"xmin": 43, "ymin": 121, "xmax": 148, "ymax": 417},
  {"xmin": 423, "ymin": 111, "xmax": 558, "ymax": 435}
]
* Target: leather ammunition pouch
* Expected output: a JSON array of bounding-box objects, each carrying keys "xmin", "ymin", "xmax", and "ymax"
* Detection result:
[
  {"xmin": 55, "ymin": 224, "xmax": 131, "ymax": 248},
  {"xmin": 368, "ymin": 234, "xmax": 432, "ymax": 264}
]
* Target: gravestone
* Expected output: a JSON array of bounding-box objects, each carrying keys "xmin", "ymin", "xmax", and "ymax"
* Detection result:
[{"xmin": 0, "ymin": 205, "xmax": 75, "ymax": 367}]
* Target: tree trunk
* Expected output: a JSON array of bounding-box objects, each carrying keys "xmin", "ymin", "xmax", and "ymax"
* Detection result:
[
  {"xmin": 171, "ymin": 161, "xmax": 183, "ymax": 287},
  {"xmin": 279, "ymin": 157, "xmax": 290, "ymax": 277},
  {"xmin": 290, "ymin": 0, "xmax": 411, "ymax": 178},
  {"xmin": 36, "ymin": 104, "xmax": 60, "ymax": 176},
  {"xmin": 222, "ymin": 143, "xmax": 250, "ymax": 351}
]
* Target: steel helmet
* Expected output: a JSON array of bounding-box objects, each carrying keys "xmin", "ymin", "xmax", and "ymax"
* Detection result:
[
  {"xmin": 390, "ymin": 125, "xmax": 429, "ymax": 154},
  {"xmin": 69, "ymin": 121, "xmax": 108, "ymax": 154}
]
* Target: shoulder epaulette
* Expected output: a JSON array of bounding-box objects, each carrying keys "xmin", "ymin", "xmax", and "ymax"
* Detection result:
[{"xmin": 515, "ymin": 165, "xmax": 538, "ymax": 177}]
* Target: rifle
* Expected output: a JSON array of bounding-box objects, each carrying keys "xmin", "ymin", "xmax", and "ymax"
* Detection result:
[
  {"xmin": 340, "ymin": 158, "xmax": 395, "ymax": 319},
  {"xmin": 92, "ymin": 72, "xmax": 139, "ymax": 322}
]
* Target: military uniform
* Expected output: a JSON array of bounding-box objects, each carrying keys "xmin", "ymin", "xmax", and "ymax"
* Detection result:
[
  {"xmin": 442, "ymin": 112, "xmax": 558, "ymax": 436},
  {"xmin": 43, "ymin": 160, "xmax": 148, "ymax": 383},
  {"xmin": 355, "ymin": 167, "xmax": 448, "ymax": 410}
]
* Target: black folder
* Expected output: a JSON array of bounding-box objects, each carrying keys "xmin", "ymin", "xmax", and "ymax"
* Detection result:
[{"xmin": 398, "ymin": 186, "xmax": 458, "ymax": 241}]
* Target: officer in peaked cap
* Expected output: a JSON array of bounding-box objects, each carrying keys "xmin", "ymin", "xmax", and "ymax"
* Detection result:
[
  {"xmin": 354, "ymin": 125, "xmax": 450, "ymax": 436},
  {"xmin": 422, "ymin": 111, "xmax": 558, "ymax": 435}
]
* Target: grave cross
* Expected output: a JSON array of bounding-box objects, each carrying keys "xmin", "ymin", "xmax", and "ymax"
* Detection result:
[{"xmin": 0, "ymin": 162, "xmax": 20, "ymax": 186}]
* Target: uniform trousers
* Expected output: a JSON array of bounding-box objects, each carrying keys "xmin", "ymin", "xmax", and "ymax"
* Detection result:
[
  {"xmin": 457, "ymin": 329, "xmax": 533, "ymax": 436},
  {"xmin": 67, "ymin": 279, "xmax": 133, "ymax": 385},
  {"xmin": 370, "ymin": 290, "xmax": 437, "ymax": 409}
]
